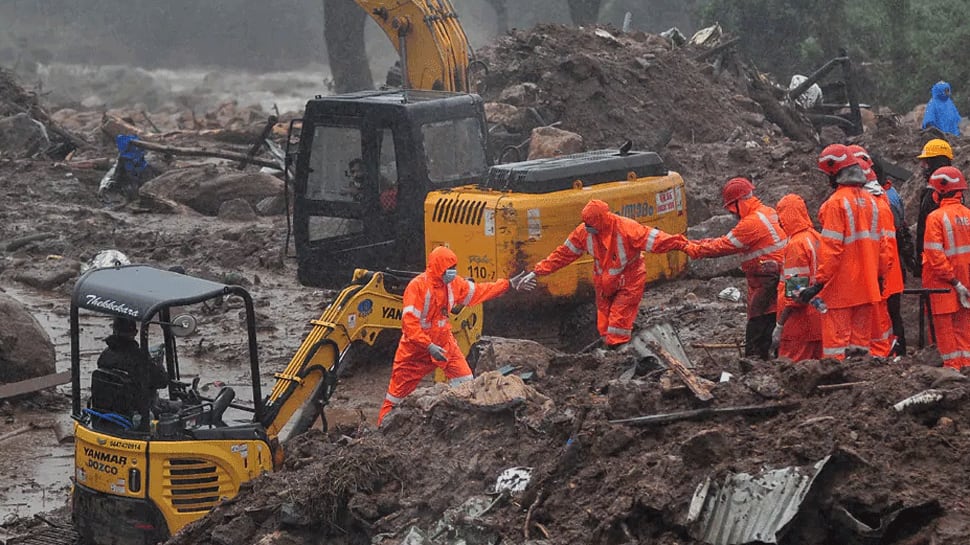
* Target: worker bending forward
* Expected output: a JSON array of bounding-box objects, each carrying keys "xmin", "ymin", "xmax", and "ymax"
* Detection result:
[
  {"xmin": 799, "ymin": 144, "xmax": 891, "ymax": 360},
  {"xmin": 922, "ymin": 166, "xmax": 970, "ymax": 369},
  {"xmin": 685, "ymin": 178, "xmax": 788, "ymax": 358},
  {"xmin": 772, "ymin": 194, "xmax": 823, "ymax": 361},
  {"xmin": 378, "ymin": 246, "xmax": 532, "ymax": 425},
  {"xmin": 524, "ymin": 199, "xmax": 687, "ymax": 348}
]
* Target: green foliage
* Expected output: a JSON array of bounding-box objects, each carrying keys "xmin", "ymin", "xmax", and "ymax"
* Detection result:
[{"xmin": 702, "ymin": 0, "xmax": 970, "ymax": 113}]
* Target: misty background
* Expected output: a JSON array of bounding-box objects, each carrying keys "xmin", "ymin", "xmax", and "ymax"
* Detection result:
[{"xmin": 1, "ymin": 0, "xmax": 968, "ymax": 113}]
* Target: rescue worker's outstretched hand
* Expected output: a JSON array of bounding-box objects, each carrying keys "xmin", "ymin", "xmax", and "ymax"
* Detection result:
[
  {"xmin": 955, "ymin": 281, "xmax": 970, "ymax": 309},
  {"xmin": 510, "ymin": 271, "xmax": 537, "ymax": 292},
  {"xmin": 796, "ymin": 283, "xmax": 824, "ymax": 304},
  {"xmin": 428, "ymin": 343, "xmax": 447, "ymax": 362},
  {"xmin": 682, "ymin": 241, "xmax": 702, "ymax": 259},
  {"xmin": 655, "ymin": 234, "xmax": 689, "ymax": 253}
]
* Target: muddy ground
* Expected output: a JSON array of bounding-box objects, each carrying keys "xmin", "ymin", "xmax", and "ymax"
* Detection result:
[{"xmin": 1, "ymin": 22, "xmax": 969, "ymax": 545}]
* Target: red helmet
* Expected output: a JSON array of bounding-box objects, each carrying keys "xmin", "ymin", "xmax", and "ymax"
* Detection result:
[
  {"xmin": 846, "ymin": 144, "xmax": 877, "ymax": 181},
  {"xmin": 928, "ymin": 166, "xmax": 968, "ymax": 193},
  {"xmin": 722, "ymin": 177, "xmax": 755, "ymax": 208},
  {"xmin": 817, "ymin": 144, "xmax": 861, "ymax": 176}
]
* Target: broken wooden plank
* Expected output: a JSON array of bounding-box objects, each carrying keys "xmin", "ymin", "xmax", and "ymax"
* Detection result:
[
  {"xmin": 815, "ymin": 381, "xmax": 869, "ymax": 392},
  {"xmin": 608, "ymin": 402, "xmax": 800, "ymax": 426},
  {"xmin": 130, "ymin": 139, "xmax": 278, "ymax": 169},
  {"xmin": 0, "ymin": 371, "xmax": 71, "ymax": 400},
  {"xmin": 648, "ymin": 341, "xmax": 714, "ymax": 402}
]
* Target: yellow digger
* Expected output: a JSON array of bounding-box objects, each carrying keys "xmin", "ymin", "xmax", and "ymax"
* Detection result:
[
  {"xmin": 288, "ymin": 0, "xmax": 689, "ymax": 298},
  {"xmin": 71, "ymin": 265, "xmax": 484, "ymax": 544}
]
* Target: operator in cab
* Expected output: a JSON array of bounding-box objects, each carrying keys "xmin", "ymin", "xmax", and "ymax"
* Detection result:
[
  {"xmin": 97, "ymin": 317, "xmax": 169, "ymax": 417},
  {"xmin": 377, "ymin": 246, "xmax": 535, "ymax": 425}
]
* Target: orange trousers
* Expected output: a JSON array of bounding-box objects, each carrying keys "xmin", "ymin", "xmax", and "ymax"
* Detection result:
[
  {"xmin": 869, "ymin": 299, "xmax": 895, "ymax": 357},
  {"xmin": 597, "ymin": 281, "xmax": 646, "ymax": 346},
  {"xmin": 377, "ymin": 335, "xmax": 472, "ymax": 426},
  {"xmin": 821, "ymin": 304, "xmax": 874, "ymax": 360},
  {"xmin": 932, "ymin": 310, "xmax": 970, "ymax": 369},
  {"xmin": 779, "ymin": 339, "xmax": 822, "ymax": 362}
]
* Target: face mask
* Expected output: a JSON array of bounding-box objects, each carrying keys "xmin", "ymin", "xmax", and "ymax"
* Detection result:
[
  {"xmin": 586, "ymin": 226, "xmax": 599, "ymax": 235},
  {"xmin": 443, "ymin": 268, "xmax": 458, "ymax": 284}
]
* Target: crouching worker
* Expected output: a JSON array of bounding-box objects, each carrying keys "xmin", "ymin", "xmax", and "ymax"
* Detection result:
[
  {"xmin": 377, "ymin": 246, "xmax": 535, "ymax": 425},
  {"xmin": 922, "ymin": 166, "xmax": 970, "ymax": 369},
  {"xmin": 771, "ymin": 194, "xmax": 823, "ymax": 361},
  {"xmin": 518, "ymin": 199, "xmax": 688, "ymax": 349},
  {"xmin": 684, "ymin": 178, "xmax": 788, "ymax": 359}
]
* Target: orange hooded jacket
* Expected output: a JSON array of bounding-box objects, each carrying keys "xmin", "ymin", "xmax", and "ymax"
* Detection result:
[
  {"xmin": 923, "ymin": 197, "xmax": 970, "ymax": 315},
  {"xmin": 775, "ymin": 194, "xmax": 822, "ymax": 342},
  {"xmin": 686, "ymin": 197, "xmax": 788, "ymax": 317},
  {"xmin": 816, "ymin": 186, "xmax": 892, "ymax": 309},
  {"xmin": 400, "ymin": 246, "xmax": 509, "ymax": 350},
  {"xmin": 534, "ymin": 199, "xmax": 686, "ymax": 297}
]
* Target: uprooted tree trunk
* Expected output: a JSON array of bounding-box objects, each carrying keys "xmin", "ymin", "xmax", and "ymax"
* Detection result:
[
  {"xmin": 746, "ymin": 68, "xmax": 817, "ymax": 143},
  {"xmin": 323, "ymin": 0, "xmax": 374, "ymax": 93}
]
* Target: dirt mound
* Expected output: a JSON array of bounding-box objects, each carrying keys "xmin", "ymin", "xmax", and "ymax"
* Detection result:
[
  {"xmin": 478, "ymin": 25, "xmax": 759, "ymax": 149},
  {"xmin": 166, "ymin": 338, "xmax": 970, "ymax": 545}
]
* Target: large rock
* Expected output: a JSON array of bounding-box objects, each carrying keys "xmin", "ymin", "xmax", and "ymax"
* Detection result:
[
  {"xmin": 528, "ymin": 126, "xmax": 584, "ymax": 160},
  {"xmin": 141, "ymin": 166, "xmax": 284, "ymax": 216},
  {"xmin": 0, "ymin": 113, "xmax": 50, "ymax": 159},
  {"xmin": 0, "ymin": 291, "xmax": 56, "ymax": 383},
  {"xmin": 686, "ymin": 214, "xmax": 744, "ymax": 279},
  {"xmin": 484, "ymin": 102, "xmax": 541, "ymax": 134}
]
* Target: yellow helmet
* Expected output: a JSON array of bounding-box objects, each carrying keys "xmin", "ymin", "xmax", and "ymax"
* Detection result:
[{"xmin": 918, "ymin": 138, "xmax": 954, "ymax": 160}]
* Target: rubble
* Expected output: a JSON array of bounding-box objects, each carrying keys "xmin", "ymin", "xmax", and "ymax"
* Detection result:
[{"xmin": 1, "ymin": 20, "xmax": 970, "ymax": 545}]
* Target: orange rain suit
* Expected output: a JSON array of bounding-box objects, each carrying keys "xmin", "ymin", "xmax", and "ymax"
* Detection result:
[
  {"xmin": 870, "ymin": 191, "xmax": 904, "ymax": 356},
  {"xmin": 816, "ymin": 186, "xmax": 892, "ymax": 360},
  {"xmin": 685, "ymin": 197, "xmax": 787, "ymax": 358},
  {"xmin": 533, "ymin": 199, "xmax": 686, "ymax": 346},
  {"xmin": 378, "ymin": 247, "xmax": 509, "ymax": 425},
  {"xmin": 922, "ymin": 196, "xmax": 970, "ymax": 369},
  {"xmin": 775, "ymin": 195, "xmax": 823, "ymax": 361}
]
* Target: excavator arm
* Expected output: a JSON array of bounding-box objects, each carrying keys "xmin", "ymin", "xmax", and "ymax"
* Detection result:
[
  {"xmin": 260, "ymin": 269, "xmax": 483, "ymax": 446},
  {"xmin": 355, "ymin": 0, "xmax": 471, "ymax": 92}
]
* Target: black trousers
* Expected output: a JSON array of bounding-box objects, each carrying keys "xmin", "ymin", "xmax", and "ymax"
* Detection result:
[
  {"xmin": 888, "ymin": 293, "xmax": 906, "ymax": 354},
  {"xmin": 746, "ymin": 313, "xmax": 777, "ymax": 359}
]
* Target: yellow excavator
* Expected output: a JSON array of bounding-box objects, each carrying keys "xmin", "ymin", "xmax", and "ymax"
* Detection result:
[
  {"xmin": 288, "ymin": 0, "xmax": 689, "ymax": 299},
  {"xmin": 71, "ymin": 265, "xmax": 483, "ymax": 544}
]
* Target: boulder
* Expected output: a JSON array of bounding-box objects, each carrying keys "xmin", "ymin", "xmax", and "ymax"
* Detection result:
[
  {"xmin": 0, "ymin": 113, "xmax": 50, "ymax": 159},
  {"xmin": 484, "ymin": 102, "xmax": 541, "ymax": 133},
  {"xmin": 497, "ymin": 82, "xmax": 540, "ymax": 107},
  {"xmin": 218, "ymin": 198, "xmax": 258, "ymax": 221},
  {"xmin": 0, "ymin": 291, "xmax": 56, "ymax": 383},
  {"xmin": 141, "ymin": 166, "xmax": 284, "ymax": 216},
  {"xmin": 528, "ymin": 126, "xmax": 584, "ymax": 160}
]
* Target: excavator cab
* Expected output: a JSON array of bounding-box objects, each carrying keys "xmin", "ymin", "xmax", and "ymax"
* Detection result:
[
  {"xmin": 70, "ymin": 265, "xmax": 272, "ymax": 545},
  {"xmin": 292, "ymin": 89, "xmax": 489, "ymax": 287}
]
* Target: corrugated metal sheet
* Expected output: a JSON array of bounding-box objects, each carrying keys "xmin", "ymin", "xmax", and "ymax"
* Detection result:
[{"xmin": 686, "ymin": 456, "xmax": 831, "ymax": 545}]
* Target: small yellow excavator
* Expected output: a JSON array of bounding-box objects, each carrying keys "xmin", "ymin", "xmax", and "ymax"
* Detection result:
[{"xmin": 71, "ymin": 265, "xmax": 483, "ymax": 544}]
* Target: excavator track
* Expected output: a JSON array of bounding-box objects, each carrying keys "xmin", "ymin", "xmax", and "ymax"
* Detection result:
[{"xmin": 5, "ymin": 525, "xmax": 79, "ymax": 545}]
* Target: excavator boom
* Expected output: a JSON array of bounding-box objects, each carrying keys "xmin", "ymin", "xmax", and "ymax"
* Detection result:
[
  {"xmin": 261, "ymin": 269, "xmax": 484, "ymax": 444},
  {"xmin": 356, "ymin": 0, "xmax": 471, "ymax": 91}
]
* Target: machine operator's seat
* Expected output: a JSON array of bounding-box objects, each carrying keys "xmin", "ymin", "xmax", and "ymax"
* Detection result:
[{"xmin": 89, "ymin": 368, "xmax": 138, "ymax": 423}]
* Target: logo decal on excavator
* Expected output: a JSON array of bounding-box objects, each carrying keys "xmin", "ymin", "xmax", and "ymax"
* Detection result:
[
  {"xmin": 357, "ymin": 299, "xmax": 373, "ymax": 317},
  {"xmin": 382, "ymin": 307, "xmax": 403, "ymax": 320}
]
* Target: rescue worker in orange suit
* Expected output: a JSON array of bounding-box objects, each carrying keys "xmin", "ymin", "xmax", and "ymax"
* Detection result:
[
  {"xmin": 799, "ymin": 144, "xmax": 892, "ymax": 360},
  {"xmin": 921, "ymin": 166, "xmax": 970, "ymax": 369},
  {"xmin": 684, "ymin": 178, "xmax": 788, "ymax": 359},
  {"xmin": 851, "ymin": 145, "xmax": 905, "ymax": 357},
  {"xmin": 377, "ymin": 246, "xmax": 535, "ymax": 425},
  {"xmin": 771, "ymin": 194, "xmax": 823, "ymax": 361},
  {"xmin": 518, "ymin": 199, "xmax": 688, "ymax": 348}
]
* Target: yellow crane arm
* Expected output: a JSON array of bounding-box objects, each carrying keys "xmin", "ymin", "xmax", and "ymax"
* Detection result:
[
  {"xmin": 260, "ymin": 269, "xmax": 483, "ymax": 446},
  {"xmin": 355, "ymin": 0, "xmax": 471, "ymax": 92}
]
